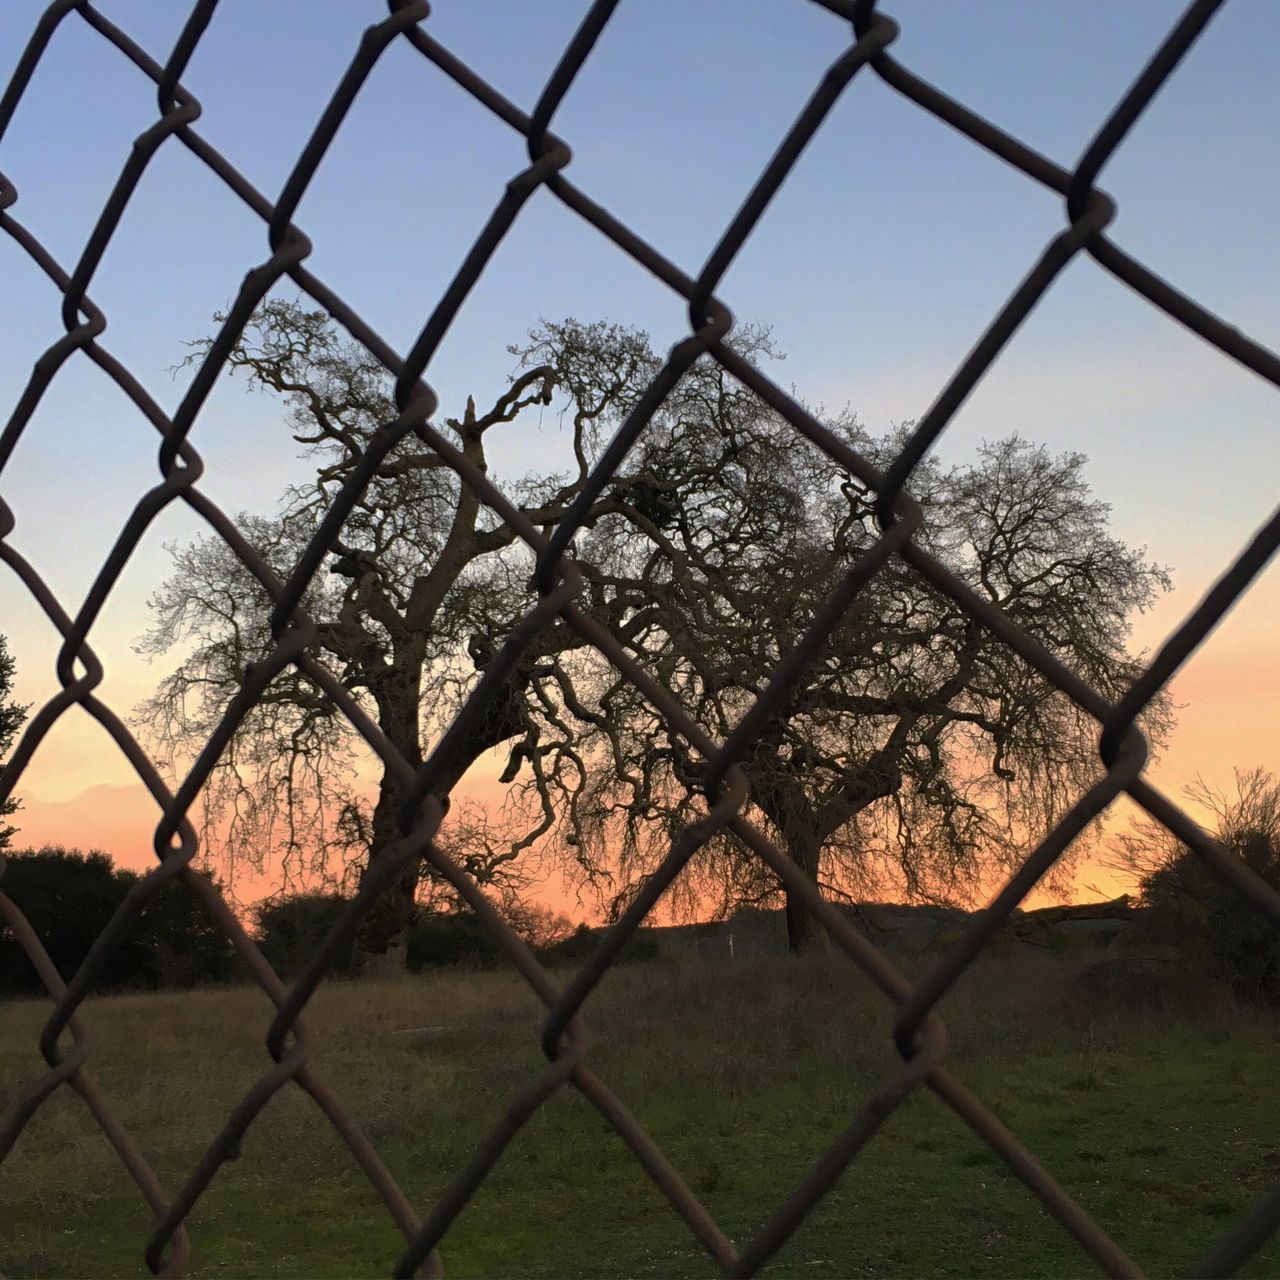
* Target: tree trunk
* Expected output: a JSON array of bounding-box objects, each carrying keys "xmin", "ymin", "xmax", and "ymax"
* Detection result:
[
  {"xmin": 352, "ymin": 649, "xmax": 427, "ymax": 975},
  {"xmin": 784, "ymin": 827, "xmax": 829, "ymax": 955},
  {"xmin": 353, "ymin": 767, "xmax": 424, "ymax": 975},
  {"xmin": 352, "ymin": 656, "xmax": 531, "ymax": 973}
]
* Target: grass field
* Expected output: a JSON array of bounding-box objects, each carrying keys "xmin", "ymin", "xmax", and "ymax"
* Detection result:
[{"xmin": 2, "ymin": 948, "xmax": 1278, "ymax": 1278}]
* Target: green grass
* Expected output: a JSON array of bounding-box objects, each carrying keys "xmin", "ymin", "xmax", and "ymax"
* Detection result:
[{"xmin": 1, "ymin": 951, "xmax": 1278, "ymax": 1277}]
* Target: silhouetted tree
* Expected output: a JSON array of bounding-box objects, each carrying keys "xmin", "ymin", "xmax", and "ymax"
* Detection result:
[
  {"xmin": 0, "ymin": 635, "xmax": 26, "ymax": 852},
  {"xmin": 140, "ymin": 304, "xmax": 676, "ymax": 970},
  {"xmin": 0, "ymin": 846, "xmax": 234, "ymax": 993},
  {"xmin": 1113, "ymin": 768, "xmax": 1280, "ymax": 1002},
  {"xmin": 524, "ymin": 348, "xmax": 1172, "ymax": 952},
  {"xmin": 141, "ymin": 309, "xmax": 1171, "ymax": 965},
  {"xmin": 0, "ymin": 847, "xmax": 123, "ymax": 993}
]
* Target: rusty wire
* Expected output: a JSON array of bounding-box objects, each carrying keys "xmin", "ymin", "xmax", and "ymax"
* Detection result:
[{"xmin": 1, "ymin": 0, "xmax": 1278, "ymax": 1276}]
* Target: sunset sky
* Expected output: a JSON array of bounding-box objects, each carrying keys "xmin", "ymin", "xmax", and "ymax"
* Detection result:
[{"xmin": 1, "ymin": 0, "xmax": 1276, "ymax": 915}]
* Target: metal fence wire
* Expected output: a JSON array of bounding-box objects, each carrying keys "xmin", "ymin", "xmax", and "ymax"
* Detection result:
[{"xmin": 2, "ymin": 1, "xmax": 1279, "ymax": 1275}]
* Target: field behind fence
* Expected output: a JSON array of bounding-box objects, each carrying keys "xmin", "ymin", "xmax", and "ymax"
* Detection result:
[{"xmin": 2, "ymin": 1, "xmax": 1280, "ymax": 1277}]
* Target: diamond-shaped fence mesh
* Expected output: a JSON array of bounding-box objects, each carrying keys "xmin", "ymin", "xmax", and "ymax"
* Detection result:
[{"xmin": 2, "ymin": 1, "xmax": 1279, "ymax": 1276}]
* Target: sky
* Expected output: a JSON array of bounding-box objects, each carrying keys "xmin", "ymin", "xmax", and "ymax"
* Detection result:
[{"xmin": 0, "ymin": 0, "xmax": 1277, "ymax": 914}]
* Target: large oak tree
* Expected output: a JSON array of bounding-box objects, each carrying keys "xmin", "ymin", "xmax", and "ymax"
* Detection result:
[
  {"xmin": 508, "ymin": 340, "xmax": 1173, "ymax": 951},
  {"xmin": 141, "ymin": 303, "xmax": 655, "ymax": 968},
  {"xmin": 142, "ymin": 307, "xmax": 1170, "ymax": 963}
]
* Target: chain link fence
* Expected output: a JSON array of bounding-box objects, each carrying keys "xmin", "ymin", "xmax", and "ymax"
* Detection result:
[{"xmin": 2, "ymin": 1, "xmax": 1279, "ymax": 1275}]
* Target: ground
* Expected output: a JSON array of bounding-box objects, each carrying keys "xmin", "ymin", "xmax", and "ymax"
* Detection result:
[{"xmin": 1, "ymin": 949, "xmax": 1277, "ymax": 1278}]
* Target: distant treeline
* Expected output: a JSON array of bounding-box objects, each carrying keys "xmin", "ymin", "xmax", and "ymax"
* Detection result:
[
  {"xmin": 0, "ymin": 847, "xmax": 651, "ymax": 996},
  {"xmin": 5, "ymin": 837, "xmax": 1278, "ymax": 1003},
  {"xmin": 0, "ymin": 846, "xmax": 235, "ymax": 994}
]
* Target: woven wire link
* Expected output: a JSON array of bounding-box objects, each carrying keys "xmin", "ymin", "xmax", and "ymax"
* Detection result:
[{"xmin": 1, "ymin": 1, "xmax": 1278, "ymax": 1275}]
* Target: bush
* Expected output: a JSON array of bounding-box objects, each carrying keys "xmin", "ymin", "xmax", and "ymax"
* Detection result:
[
  {"xmin": 0, "ymin": 846, "xmax": 234, "ymax": 994},
  {"xmin": 501, "ymin": 899, "xmax": 573, "ymax": 950},
  {"xmin": 134, "ymin": 874, "xmax": 237, "ymax": 988},
  {"xmin": 250, "ymin": 898, "xmax": 645, "ymax": 976},
  {"xmin": 1071, "ymin": 957, "xmax": 1169, "ymax": 1013},
  {"xmin": 254, "ymin": 892, "xmax": 355, "ymax": 979},
  {"xmin": 1125, "ymin": 769, "xmax": 1280, "ymax": 1004},
  {"xmin": 538, "ymin": 923, "xmax": 660, "ymax": 968},
  {"xmin": 1141, "ymin": 833, "xmax": 1280, "ymax": 1003},
  {"xmin": 408, "ymin": 911, "xmax": 502, "ymax": 971}
]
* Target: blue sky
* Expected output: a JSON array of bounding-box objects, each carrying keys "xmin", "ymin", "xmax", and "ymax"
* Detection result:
[{"xmin": 0, "ymin": 1, "xmax": 1276, "ymax": 874}]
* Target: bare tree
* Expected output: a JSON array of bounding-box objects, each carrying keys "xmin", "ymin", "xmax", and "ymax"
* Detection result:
[
  {"xmin": 142, "ymin": 308, "xmax": 1170, "ymax": 966},
  {"xmin": 1111, "ymin": 767, "xmax": 1280, "ymax": 887},
  {"xmin": 139, "ymin": 302, "xmax": 657, "ymax": 969},
  {"xmin": 516, "ymin": 345, "xmax": 1174, "ymax": 952}
]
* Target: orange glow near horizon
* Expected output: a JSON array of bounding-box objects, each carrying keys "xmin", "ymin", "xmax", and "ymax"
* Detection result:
[
  {"xmin": 9, "ymin": 604, "xmax": 1277, "ymax": 924},
  {"xmin": 8, "ymin": 552, "xmax": 1278, "ymax": 921}
]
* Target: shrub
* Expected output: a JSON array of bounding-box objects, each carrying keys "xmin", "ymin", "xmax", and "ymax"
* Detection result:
[
  {"xmin": 254, "ymin": 892, "xmax": 354, "ymax": 979},
  {"xmin": 134, "ymin": 874, "xmax": 237, "ymax": 988},
  {"xmin": 1119, "ymin": 769, "xmax": 1280, "ymax": 1004},
  {"xmin": 501, "ymin": 899, "xmax": 573, "ymax": 950},
  {"xmin": 1071, "ymin": 957, "xmax": 1169, "ymax": 1012},
  {"xmin": 538, "ymin": 923, "xmax": 660, "ymax": 968},
  {"xmin": 1141, "ymin": 831, "xmax": 1280, "ymax": 1003},
  {"xmin": 249, "ymin": 898, "xmax": 649, "ymax": 976},
  {"xmin": 0, "ymin": 846, "xmax": 234, "ymax": 994},
  {"xmin": 407, "ymin": 911, "xmax": 502, "ymax": 971}
]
